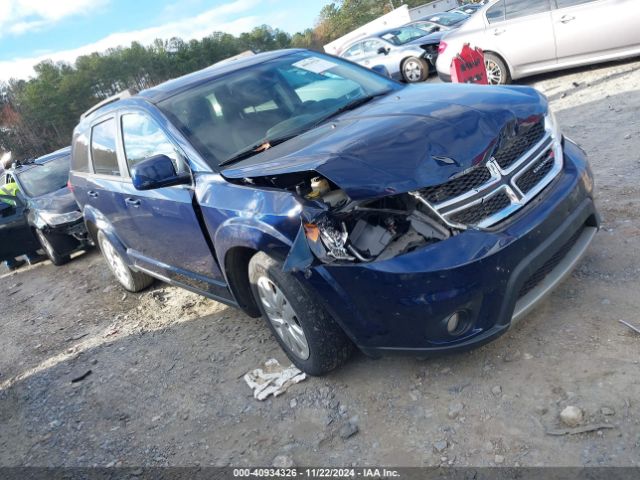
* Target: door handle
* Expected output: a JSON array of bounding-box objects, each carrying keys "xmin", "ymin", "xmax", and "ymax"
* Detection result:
[
  {"xmin": 87, "ymin": 191, "xmax": 99, "ymax": 198},
  {"xmin": 493, "ymin": 28, "xmax": 506, "ymax": 36},
  {"xmin": 560, "ymin": 15, "xmax": 575, "ymax": 23},
  {"xmin": 125, "ymin": 198, "xmax": 141, "ymax": 207}
]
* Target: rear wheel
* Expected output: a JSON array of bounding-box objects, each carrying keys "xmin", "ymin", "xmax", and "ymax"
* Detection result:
[
  {"xmin": 35, "ymin": 229, "xmax": 70, "ymax": 266},
  {"xmin": 249, "ymin": 252, "xmax": 354, "ymax": 375},
  {"xmin": 401, "ymin": 57, "xmax": 429, "ymax": 83},
  {"xmin": 484, "ymin": 53, "xmax": 511, "ymax": 85},
  {"xmin": 97, "ymin": 230, "xmax": 153, "ymax": 292}
]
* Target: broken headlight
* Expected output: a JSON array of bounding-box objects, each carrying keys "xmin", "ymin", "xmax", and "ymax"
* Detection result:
[{"xmin": 303, "ymin": 195, "xmax": 452, "ymax": 264}]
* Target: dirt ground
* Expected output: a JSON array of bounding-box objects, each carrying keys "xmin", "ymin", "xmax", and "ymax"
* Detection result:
[{"xmin": 1, "ymin": 58, "xmax": 640, "ymax": 468}]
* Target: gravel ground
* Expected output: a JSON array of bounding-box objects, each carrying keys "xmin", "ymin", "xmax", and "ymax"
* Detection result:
[{"xmin": 1, "ymin": 58, "xmax": 640, "ymax": 468}]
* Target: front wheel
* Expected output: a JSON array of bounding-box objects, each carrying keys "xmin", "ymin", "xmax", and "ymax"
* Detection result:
[
  {"xmin": 484, "ymin": 53, "xmax": 511, "ymax": 85},
  {"xmin": 402, "ymin": 57, "xmax": 429, "ymax": 83},
  {"xmin": 35, "ymin": 229, "xmax": 70, "ymax": 266},
  {"xmin": 97, "ymin": 230, "xmax": 153, "ymax": 292},
  {"xmin": 248, "ymin": 252, "xmax": 354, "ymax": 376}
]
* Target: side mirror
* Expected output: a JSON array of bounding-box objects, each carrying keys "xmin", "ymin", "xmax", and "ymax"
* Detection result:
[
  {"xmin": 377, "ymin": 46, "xmax": 390, "ymax": 55},
  {"xmin": 130, "ymin": 154, "xmax": 191, "ymax": 191},
  {"xmin": 371, "ymin": 65, "xmax": 392, "ymax": 78},
  {"xmin": 433, "ymin": 26, "xmax": 441, "ymax": 32}
]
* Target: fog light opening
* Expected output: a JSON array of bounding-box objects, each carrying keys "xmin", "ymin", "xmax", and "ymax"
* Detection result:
[{"xmin": 446, "ymin": 311, "xmax": 470, "ymax": 337}]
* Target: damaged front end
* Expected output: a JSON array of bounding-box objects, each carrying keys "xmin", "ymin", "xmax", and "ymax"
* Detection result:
[{"xmin": 237, "ymin": 171, "xmax": 461, "ymax": 271}]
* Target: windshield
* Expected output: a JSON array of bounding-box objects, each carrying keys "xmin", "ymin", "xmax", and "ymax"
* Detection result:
[
  {"xmin": 423, "ymin": 12, "xmax": 468, "ymax": 26},
  {"xmin": 159, "ymin": 51, "xmax": 396, "ymax": 168},
  {"xmin": 379, "ymin": 27, "xmax": 428, "ymax": 46},
  {"xmin": 15, "ymin": 156, "xmax": 70, "ymax": 197}
]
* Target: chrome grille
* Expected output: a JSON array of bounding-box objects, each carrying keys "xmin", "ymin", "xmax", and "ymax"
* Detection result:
[
  {"xmin": 493, "ymin": 121, "xmax": 546, "ymax": 170},
  {"xmin": 413, "ymin": 117, "xmax": 563, "ymax": 229},
  {"xmin": 420, "ymin": 166, "xmax": 492, "ymax": 204},
  {"xmin": 515, "ymin": 150, "xmax": 555, "ymax": 194},
  {"xmin": 450, "ymin": 191, "xmax": 511, "ymax": 225}
]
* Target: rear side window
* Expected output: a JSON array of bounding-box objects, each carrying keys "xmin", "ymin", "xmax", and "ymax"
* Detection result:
[
  {"xmin": 556, "ymin": 0, "xmax": 598, "ymax": 7},
  {"xmin": 486, "ymin": 0, "xmax": 505, "ymax": 23},
  {"xmin": 90, "ymin": 118, "xmax": 120, "ymax": 176},
  {"xmin": 505, "ymin": 0, "xmax": 551, "ymax": 20},
  {"xmin": 343, "ymin": 43, "xmax": 363, "ymax": 58},
  {"xmin": 71, "ymin": 131, "xmax": 91, "ymax": 173},
  {"xmin": 121, "ymin": 113, "xmax": 181, "ymax": 172}
]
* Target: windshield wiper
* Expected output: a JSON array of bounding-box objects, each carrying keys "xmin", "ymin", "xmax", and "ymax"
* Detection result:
[
  {"xmin": 314, "ymin": 91, "xmax": 391, "ymax": 126},
  {"xmin": 218, "ymin": 91, "xmax": 391, "ymax": 167},
  {"xmin": 218, "ymin": 134, "xmax": 299, "ymax": 167}
]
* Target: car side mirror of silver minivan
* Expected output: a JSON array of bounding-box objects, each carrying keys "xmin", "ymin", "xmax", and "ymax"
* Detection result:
[
  {"xmin": 377, "ymin": 47, "xmax": 390, "ymax": 55},
  {"xmin": 131, "ymin": 154, "xmax": 191, "ymax": 191}
]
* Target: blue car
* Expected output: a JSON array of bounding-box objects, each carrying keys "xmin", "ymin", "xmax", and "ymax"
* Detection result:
[{"xmin": 69, "ymin": 49, "xmax": 599, "ymax": 375}]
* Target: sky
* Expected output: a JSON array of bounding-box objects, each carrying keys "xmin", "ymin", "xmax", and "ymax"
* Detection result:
[{"xmin": 0, "ymin": 0, "xmax": 331, "ymax": 81}]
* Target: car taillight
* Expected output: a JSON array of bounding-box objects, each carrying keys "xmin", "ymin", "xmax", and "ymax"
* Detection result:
[
  {"xmin": 67, "ymin": 179, "xmax": 74, "ymax": 192},
  {"xmin": 438, "ymin": 42, "xmax": 448, "ymax": 55}
]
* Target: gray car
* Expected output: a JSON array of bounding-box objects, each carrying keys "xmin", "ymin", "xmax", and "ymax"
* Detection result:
[
  {"xmin": 436, "ymin": 0, "xmax": 640, "ymax": 84},
  {"xmin": 340, "ymin": 26, "xmax": 440, "ymax": 83}
]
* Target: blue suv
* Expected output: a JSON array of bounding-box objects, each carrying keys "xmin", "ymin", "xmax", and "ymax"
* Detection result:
[{"xmin": 69, "ymin": 49, "xmax": 599, "ymax": 375}]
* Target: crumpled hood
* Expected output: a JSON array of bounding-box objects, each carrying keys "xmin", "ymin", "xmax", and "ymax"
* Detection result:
[
  {"xmin": 31, "ymin": 187, "xmax": 79, "ymax": 213},
  {"xmin": 222, "ymin": 83, "xmax": 548, "ymax": 200}
]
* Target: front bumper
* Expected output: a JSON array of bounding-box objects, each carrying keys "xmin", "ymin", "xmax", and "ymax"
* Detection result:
[
  {"xmin": 301, "ymin": 138, "xmax": 599, "ymax": 356},
  {"xmin": 42, "ymin": 219, "xmax": 91, "ymax": 254}
]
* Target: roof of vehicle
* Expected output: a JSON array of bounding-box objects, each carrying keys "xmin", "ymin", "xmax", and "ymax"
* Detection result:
[{"xmin": 416, "ymin": 11, "xmax": 469, "ymax": 24}]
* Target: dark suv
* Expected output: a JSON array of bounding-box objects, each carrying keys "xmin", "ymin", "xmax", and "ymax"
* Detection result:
[
  {"xmin": 2, "ymin": 148, "xmax": 90, "ymax": 266},
  {"xmin": 69, "ymin": 49, "xmax": 599, "ymax": 375}
]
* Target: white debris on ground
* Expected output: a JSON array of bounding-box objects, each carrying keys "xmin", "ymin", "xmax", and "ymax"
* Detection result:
[{"xmin": 244, "ymin": 358, "xmax": 306, "ymax": 400}]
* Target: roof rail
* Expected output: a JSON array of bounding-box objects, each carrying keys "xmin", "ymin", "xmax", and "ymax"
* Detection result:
[{"xmin": 81, "ymin": 89, "xmax": 138, "ymax": 120}]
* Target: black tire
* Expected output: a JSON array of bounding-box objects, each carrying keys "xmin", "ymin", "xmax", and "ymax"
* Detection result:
[
  {"xmin": 484, "ymin": 52, "xmax": 511, "ymax": 85},
  {"xmin": 248, "ymin": 252, "xmax": 354, "ymax": 376},
  {"xmin": 97, "ymin": 230, "xmax": 154, "ymax": 292},
  {"xmin": 401, "ymin": 57, "xmax": 429, "ymax": 83},
  {"xmin": 35, "ymin": 229, "xmax": 70, "ymax": 266}
]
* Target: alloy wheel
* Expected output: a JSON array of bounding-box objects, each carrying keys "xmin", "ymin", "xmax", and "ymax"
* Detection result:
[
  {"xmin": 256, "ymin": 276, "xmax": 310, "ymax": 360},
  {"xmin": 485, "ymin": 58, "xmax": 503, "ymax": 85},
  {"xmin": 100, "ymin": 237, "xmax": 130, "ymax": 286},
  {"xmin": 403, "ymin": 60, "xmax": 424, "ymax": 83}
]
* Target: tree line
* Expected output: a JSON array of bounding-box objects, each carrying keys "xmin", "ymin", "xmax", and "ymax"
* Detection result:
[{"xmin": 0, "ymin": 0, "xmax": 434, "ymax": 160}]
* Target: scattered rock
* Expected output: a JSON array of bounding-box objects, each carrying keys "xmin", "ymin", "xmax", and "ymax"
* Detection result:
[
  {"xmin": 289, "ymin": 398, "xmax": 297, "ymax": 408},
  {"xmin": 624, "ymin": 134, "xmax": 632, "ymax": 140},
  {"xmin": 433, "ymin": 440, "xmax": 448, "ymax": 453},
  {"xmin": 494, "ymin": 454, "xmax": 505, "ymax": 464},
  {"xmin": 491, "ymin": 386, "xmax": 502, "ymax": 396},
  {"xmin": 338, "ymin": 404, "xmax": 347, "ymax": 415},
  {"xmin": 448, "ymin": 401, "xmax": 464, "ymax": 419},
  {"xmin": 70, "ymin": 370, "xmax": 92, "ymax": 383},
  {"xmin": 601, "ymin": 407, "xmax": 615, "ymax": 416},
  {"xmin": 272, "ymin": 455, "xmax": 295, "ymax": 468},
  {"xmin": 560, "ymin": 406, "xmax": 584, "ymax": 427},
  {"xmin": 535, "ymin": 405, "xmax": 548, "ymax": 415},
  {"xmin": 503, "ymin": 350, "xmax": 521, "ymax": 362},
  {"xmin": 523, "ymin": 353, "xmax": 533, "ymax": 360},
  {"xmin": 339, "ymin": 420, "xmax": 359, "ymax": 440}
]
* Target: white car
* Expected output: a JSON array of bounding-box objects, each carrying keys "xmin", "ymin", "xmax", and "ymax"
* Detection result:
[{"xmin": 436, "ymin": 0, "xmax": 640, "ymax": 84}]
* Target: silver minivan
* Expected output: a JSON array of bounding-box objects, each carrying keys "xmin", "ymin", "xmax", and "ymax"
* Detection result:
[{"xmin": 436, "ymin": 0, "xmax": 640, "ymax": 84}]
